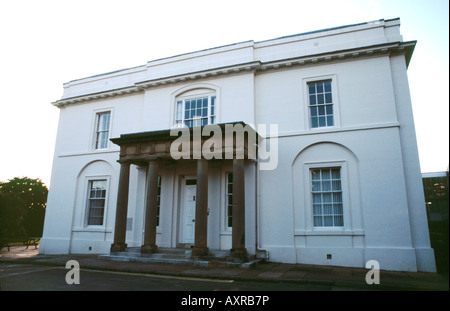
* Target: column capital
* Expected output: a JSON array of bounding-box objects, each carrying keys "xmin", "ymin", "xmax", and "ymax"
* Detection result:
[{"xmin": 117, "ymin": 160, "xmax": 132, "ymax": 166}]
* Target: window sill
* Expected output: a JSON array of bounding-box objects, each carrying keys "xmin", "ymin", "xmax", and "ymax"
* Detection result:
[
  {"xmin": 72, "ymin": 227, "xmax": 113, "ymax": 233},
  {"xmin": 294, "ymin": 229, "xmax": 365, "ymax": 236}
]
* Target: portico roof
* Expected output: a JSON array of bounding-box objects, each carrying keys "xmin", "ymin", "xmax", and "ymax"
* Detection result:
[{"xmin": 110, "ymin": 121, "xmax": 260, "ymax": 164}]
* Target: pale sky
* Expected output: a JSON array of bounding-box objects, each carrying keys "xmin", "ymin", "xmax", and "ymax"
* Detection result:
[{"xmin": 0, "ymin": 0, "xmax": 448, "ymax": 187}]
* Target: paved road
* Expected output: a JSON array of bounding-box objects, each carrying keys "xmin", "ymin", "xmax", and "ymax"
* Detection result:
[{"xmin": 0, "ymin": 263, "xmax": 336, "ymax": 291}]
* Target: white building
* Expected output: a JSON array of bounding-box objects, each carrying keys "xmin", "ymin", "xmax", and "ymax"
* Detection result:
[{"xmin": 40, "ymin": 18, "xmax": 436, "ymax": 272}]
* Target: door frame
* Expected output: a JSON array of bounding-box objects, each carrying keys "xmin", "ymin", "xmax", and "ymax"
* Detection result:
[{"xmin": 178, "ymin": 176, "xmax": 197, "ymax": 245}]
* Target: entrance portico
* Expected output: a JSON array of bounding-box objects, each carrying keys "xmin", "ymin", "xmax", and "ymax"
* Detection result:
[{"xmin": 110, "ymin": 122, "xmax": 258, "ymax": 261}]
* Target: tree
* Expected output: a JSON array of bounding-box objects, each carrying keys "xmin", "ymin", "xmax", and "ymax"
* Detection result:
[{"xmin": 0, "ymin": 177, "xmax": 48, "ymax": 238}]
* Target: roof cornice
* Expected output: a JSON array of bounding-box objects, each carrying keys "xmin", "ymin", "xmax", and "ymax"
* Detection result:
[{"xmin": 52, "ymin": 41, "xmax": 415, "ymax": 108}]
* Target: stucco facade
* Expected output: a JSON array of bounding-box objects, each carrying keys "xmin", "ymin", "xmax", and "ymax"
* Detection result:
[{"xmin": 40, "ymin": 18, "xmax": 436, "ymax": 272}]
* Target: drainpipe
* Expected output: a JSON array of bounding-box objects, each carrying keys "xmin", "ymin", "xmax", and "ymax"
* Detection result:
[{"xmin": 255, "ymin": 155, "xmax": 268, "ymax": 261}]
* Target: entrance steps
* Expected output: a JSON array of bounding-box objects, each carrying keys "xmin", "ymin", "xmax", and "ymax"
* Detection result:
[{"xmin": 98, "ymin": 247, "xmax": 264, "ymax": 268}]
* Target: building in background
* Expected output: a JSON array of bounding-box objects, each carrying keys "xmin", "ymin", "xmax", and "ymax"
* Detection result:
[
  {"xmin": 423, "ymin": 170, "xmax": 449, "ymax": 274},
  {"xmin": 40, "ymin": 18, "xmax": 436, "ymax": 272}
]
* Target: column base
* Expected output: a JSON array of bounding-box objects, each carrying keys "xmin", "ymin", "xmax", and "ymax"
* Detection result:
[
  {"xmin": 191, "ymin": 247, "xmax": 209, "ymax": 258},
  {"xmin": 110, "ymin": 243, "xmax": 127, "ymax": 252},
  {"xmin": 230, "ymin": 248, "xmax": 248, "ymax": 262},
  {"xmin": 141, "ymin": 244, "xmax": 158, "ymax": 254}
]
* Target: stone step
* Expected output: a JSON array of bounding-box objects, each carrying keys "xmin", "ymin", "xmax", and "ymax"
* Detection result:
[
  {"xmin": 118, "ymin": 247, "xmax": 228, "ymax": 258},
  {"xmin": 100, "ymin": 247, "xmax": 265, "ymax": 268},
  {"xmin": 99, "ymin": 254, "xmax": 265, "ymax": 268},
  {"xmin": 99, "ymin": 254, "xmax": 197, "ymax": 265},
  {"xmin": 158, "ymin": 247, "xmax": 190, "ymax": 255}
]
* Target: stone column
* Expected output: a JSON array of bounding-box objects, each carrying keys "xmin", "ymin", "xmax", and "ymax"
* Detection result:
[
  {"xmin": 230, "ymin": 158, "xmax": 247, "ymax": 261},
  {"xmin": 141, "ymin": 161, "xmax": 159, "ymax": 254},
  {"xmin": 191, "ymin": 159, "xmax": 209, "ymax": 257},
  {"xmin": 111, "ymin": 162, "xmax": 131, "ymax": 252}
]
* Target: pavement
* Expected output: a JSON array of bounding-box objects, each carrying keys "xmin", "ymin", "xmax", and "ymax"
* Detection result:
[{"xmin": 1, "ymin": 246, "xmax": 448, "ymax": 291}]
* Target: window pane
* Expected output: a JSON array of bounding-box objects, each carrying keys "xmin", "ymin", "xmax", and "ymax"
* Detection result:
[
  {"xmin": 177, "ymin": 101, "xmax": 183, "ymax": 120},
  {"xmin": 327, "ymin": 116, "xmax": 334, "ymax": 126},
  {"xmin": 103, "ymin": 113, "xmax": 110, "ymax": 130},
  {"xmin": 311, "ymin": 170, "xmax": 321, "ymax": 180},
  {"xmin": 333, "ymin": 203, "xmax": 343, "ymax": 215},
  {"xmin": 98, "ymin": 113, "xmax": 107, "ymax": 130},
  {"xmin": 334, "ymin": 216, "xmax": 344, "ymax": 226},
  {"xmin": 314, "ymin": 216, "xmax": 323, "ymax": 227},
  {"xmin": 95, "ymin": 112, "xmax": 110, "ymax": 149},
  {"xmin": 332, "ymin": 179, "xmax": 341, "ymax": 191},
  {"xmin": 88, "ymin": 180, "xmax": 106, "ymax": 226},
  {"xmin": 178, "ymin": 95, "xmax": 216, "ymax": 127},
  {"xmin": 319, "ymin": 116, "xmax": 326, "ymax": 127},
  {"xmin": 211, "ymin": 98, "xmax": 215, "ymax": 115},
  {"xmin": 312, "ymin": 193, "xmax": 322, "ymax": 203},
  {"xmin": 326, "ymin": 105, "xmax": 333, "ymax": 115},
  {"xmin": 322, "ymin": 180, "xmax": 331, "ymax": 191},
  {"xmin": 331, "ymin": 169, "xmax": 340, "ymax": 179},
  {"xmin": 226, "ymin": 173, "xmax": 233, "ymax": 228},
  {"xmin": 98, "ymin": 132, "xmax": 107, "ymax": 149},
  {"xmin": 317, "ymin": 83, "xmax": 324, "ymax": 93},
  {"xmin": 318, "ymin": 106, "xmax": 325, "ymax": 116},
  {"xmin": 324, "ymin": 204, "xmax": 332, "ymax": 215},
  {"xmin": 156, "ymin": 176, "xmax": 161, "ymax": 227},
  {"xmin": 333, "ymin": 192, "xmax": 342, "ymax": 203},
  {"xmin": 310, "ymin": 106, "xmax": 317, "ymax": 117},
  {"xmin": 312, "ymin": 181, "xmax": 321, "ymax": 192},
  {"xmin": 228, "ymin": 173, "xmax": 233, "ymax": 183},
  {"xmin": 308, "ymin": 81, "xmax": 333, "ymax": 128},
  {"xmin": 317, "ymin": 94, "xmax": 324, "ymax": 105},
  {"xmin": 311, "ymin": 168, "xmax": 343, "ymax": 227},
  {"xmin": 313, "ymin": 204, "xmax": 322, "ymax": 215}
]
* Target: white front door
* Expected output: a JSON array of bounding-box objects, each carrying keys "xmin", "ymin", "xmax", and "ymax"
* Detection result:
[{"xmin": 180, "ymin": 178, "xmax": 196, "ymax": 244}]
